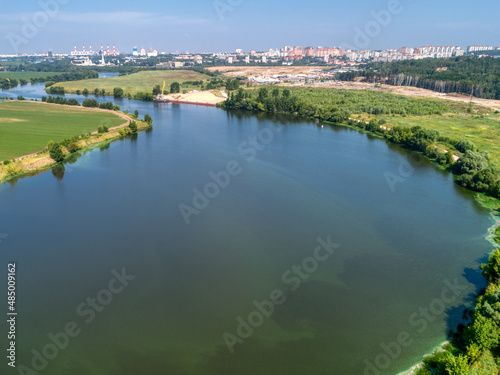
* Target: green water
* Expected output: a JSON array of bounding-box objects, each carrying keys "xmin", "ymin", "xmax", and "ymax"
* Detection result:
[{"xmin": 0, "ymin": 101, "xmax": 495, "ymax": 375}]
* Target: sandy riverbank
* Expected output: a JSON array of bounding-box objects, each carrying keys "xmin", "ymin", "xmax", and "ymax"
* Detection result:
[{"xmin": 159, "ymin": 90, "xmax": 227, "ymax": 106}]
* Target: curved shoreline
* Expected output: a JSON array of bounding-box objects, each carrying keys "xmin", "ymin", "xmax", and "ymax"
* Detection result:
[
  {"xmin": 397, "ymin": 213, "xmax": 500, "ymax": 375},
  {"xmin": 3, "ymin": 89, "xmax": 499, "ymax": 373},
  {"xmin": 0, "ymin": 109, "xmax": 151, "ymax": 187},
  {"xmin": 219, "ymin": 105, "xmax": 500, "ymax": 375}
]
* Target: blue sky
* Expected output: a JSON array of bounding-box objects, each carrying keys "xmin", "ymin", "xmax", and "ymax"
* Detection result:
[{"xmin": 0, "ymin": 0, "xmax": 498, "ymax": 54}]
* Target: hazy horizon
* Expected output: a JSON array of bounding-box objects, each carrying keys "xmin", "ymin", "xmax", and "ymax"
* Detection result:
[{"xmin": 0, "ymin": 0, "xmax": 498, "ymax": 55}]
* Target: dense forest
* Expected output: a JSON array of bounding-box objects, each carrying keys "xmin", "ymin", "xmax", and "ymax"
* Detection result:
[{"xmin": 338, "ymin": 57, "xmax": 500, "ymax": 100}]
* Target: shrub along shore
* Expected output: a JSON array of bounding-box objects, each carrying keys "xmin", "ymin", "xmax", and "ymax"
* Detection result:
[{"xmin": 219, "ymin": 86, "xmax": 500, "ymax": 374}]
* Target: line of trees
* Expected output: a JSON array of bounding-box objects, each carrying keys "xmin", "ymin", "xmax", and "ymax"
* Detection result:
[
  {"xmin": 33, "ymin": 70, "xmax": 98, "ymax": 85},
  {"xmin": 338, "ymin": 56, "xmax": 500, "ymax": 100},
  {"xmin": 206, "ymin": 77, "xmax": 241, "ymax": 90},
  {"xmin": 41, "ymin": 96, "xmax": 121, "ymax": 113},
  {"xmin": 41, "ymin": 96, "xmax": 79, "ymax": 106}
]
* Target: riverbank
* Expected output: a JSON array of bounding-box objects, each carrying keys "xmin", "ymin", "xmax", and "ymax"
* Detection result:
[
  {"xmin": 0, "ymin": 100, "xmax": 127, "ymax": 160},
  {"xmin": 0, "ymin": 104, "xmax": 152, "ymax": 186},
  {"xmin": 155, "ymin": 90, "xmax": 227, "ymax": 106},
  {"xmin": 390, "ymin": 203, "xmax": 500, "ymax": 375},
  {"xmin": 220, "ymin": 86, "xmax": 500, "ymax": 206},
  {"xmin": 0, "ymin": 86, "xmax": 495, "ymax": 375},
  {"xmin": 396, "ymin": 341, "xmax": 451, "ymax": 375},
  {"xmin": 221, "ymin": 86, "xmax": 500, "ymax": 374}
]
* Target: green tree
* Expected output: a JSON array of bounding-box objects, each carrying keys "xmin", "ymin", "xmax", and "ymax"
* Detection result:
[
  {"xmin": 46, "ymin": 86, "xmax": 65, "ymax": 95},
  {"xmin": 444, "ymin": 353, "xmax": 468, "ymax": 375},
  {"xmin": 456, "ymin": 140, "xmax": 477, "ymax": 153},
  {"xmin": 480, "ymin": 287, "xmax": 500, "ymax": 324},
  {"xmin": 170, "ymin": 82, "xmax": 180, "ymax": 93},
  {"xmin": 66, "ymin": 142, "xmax": 79, "ymax": 153},
  {"xmin": 6, "ymin": 164, "xmax": 21, "ymax": 176},
  {"xmin": 257, "ymin": 87, "xmax": 269, "ymax": 101},
  {"xmin": 465, "ymin": 314, "xmax": 498, "ymax": 351},
  {"xmin": 455, "ymin": 150, "xmax": 489, "ymax": 175},
  {"xmin": 49, "ymin": 142, "xmax": 64, "ymax": 162},
  {"xmin": 144, "ymin": 114, "xmax": 153, "ymax": 124},
  {"xmin": 82, "ymin": 99, "xmax": 99, "ymax": 108},
  {"xmin": 152, "ymin": 85, "xmax": 162, "ymax": 95},
  {"xmin": 225, "ymin": 79, "xmax": 240, "ymax": 91},
  {"xmin": 465, "ymin": 343, "xmax": 481, "ymax": 363},
  {"xmin": 446, "ymin": 151, "xmax": 455, "ymax": 165},
  {"xmin": 113, "ymin": 87, "xmax": 124, "ymax": 98},
  {"xmin": 481, "ymin": 249, "xmax": 500, "ymax": 284},
  {"xmin": 129, "ymin": 121, "xmax": 138, "ymax": 134}
]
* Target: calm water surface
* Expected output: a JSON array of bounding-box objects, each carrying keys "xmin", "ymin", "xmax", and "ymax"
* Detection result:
[{"xmin": 0, "ymin": 83, "xmax": 495, "ymax": 375}]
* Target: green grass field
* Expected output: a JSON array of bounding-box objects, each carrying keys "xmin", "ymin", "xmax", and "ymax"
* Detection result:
[
  {"xmin": 378, "ymin": 111, "xmax": 500, "ymax": 166},
  {"xmin": 53, "ymin": 70, "xmax": 210, "ymax": 96},
  {"xmin": 0, "ymin": 72, "xmax": 62, "ymax": 80},
  {"xmin": 0, "ymin": 101, "xmax": 125, "ymax": 160}
]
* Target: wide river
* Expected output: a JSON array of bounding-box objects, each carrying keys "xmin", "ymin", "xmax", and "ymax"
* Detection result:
[{"xmin": 0, "ymin": 80, "xmax": 496, "ymax": 375}]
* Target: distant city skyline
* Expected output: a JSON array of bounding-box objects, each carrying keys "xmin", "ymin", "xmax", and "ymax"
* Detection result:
[{"xmin": 0, "ymin": 0, "xmax": 498, "ymax": 55}]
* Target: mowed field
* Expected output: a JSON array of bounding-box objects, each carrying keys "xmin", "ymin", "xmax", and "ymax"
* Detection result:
[
  {"xmin": 0, "ymin": 72, "xmax": 62, "ymax": 80},
  {"xmin": 53, "ymin": 70, "xmax": 210, "ymax": 96},
  {"xmin": 0, "ymin": 101, "xmax": 125, "ymax": 160}
]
